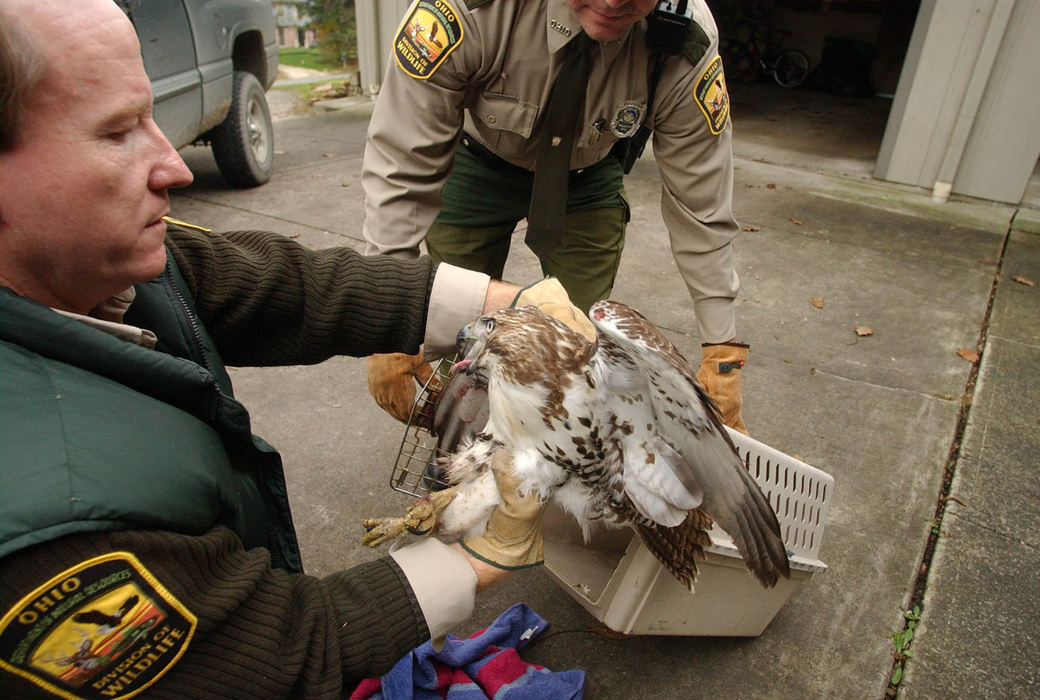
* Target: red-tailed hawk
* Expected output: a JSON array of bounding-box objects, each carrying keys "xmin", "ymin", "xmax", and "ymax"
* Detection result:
[{"xmin": 364, "ymin": 301, "xmax": 790, "ymax": 589}]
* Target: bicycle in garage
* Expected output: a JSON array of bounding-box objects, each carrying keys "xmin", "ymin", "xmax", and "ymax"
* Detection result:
[
  {"xmin": 721, "ymin": 21, "xmax": 810, "ymax": 89},
  {"xmin": 758, "ymin": 41, "xmax": 811, "ymax": 88}
]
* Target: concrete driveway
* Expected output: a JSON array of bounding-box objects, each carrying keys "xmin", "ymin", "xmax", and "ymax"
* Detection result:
[{"xmin": 169, "ymin": 82, "xmax": 1039, "ymax": 699}]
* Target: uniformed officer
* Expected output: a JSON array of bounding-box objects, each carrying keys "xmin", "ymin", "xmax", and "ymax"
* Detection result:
[{"xmin": 363, "ymin": 0, "xmax": 749, "ymax": 433}]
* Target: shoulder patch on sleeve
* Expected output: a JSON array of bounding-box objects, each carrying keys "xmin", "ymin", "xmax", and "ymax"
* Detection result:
[
  {"xmin": 0, "ymin": 553, "xmax": 196, "ymax": 699},
  {"xmin": 693, "ymin": 55, "xmax": 730, "ymax": 135},
  {"xmin": 394, "ymin": 0, "xmax": 465, "ymax": 80}
]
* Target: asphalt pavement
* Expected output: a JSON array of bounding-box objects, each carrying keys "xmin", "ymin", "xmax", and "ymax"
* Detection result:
[{"xmin": 169, "ymin": 82, "xmax": 1039, "ymax": 699}]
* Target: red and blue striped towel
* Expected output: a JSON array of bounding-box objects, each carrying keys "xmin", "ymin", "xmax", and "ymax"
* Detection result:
[{"xmin": 350, "ymin": 603, "xmax": 585, "ymax": 699}]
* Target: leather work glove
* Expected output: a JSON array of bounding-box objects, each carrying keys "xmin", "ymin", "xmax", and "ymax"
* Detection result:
[
  {"xmin": 461, "ymin": 451, "xmax": 544, "ymax": 569},
  {"xmin": 697, "ymin": 342, "xmax": 749, "ymax": 435},
  {"xmin": 513, "ymin": 277, "xmax": 596, "ymax": 341},
  {"xmin": 365, "ymin": 351, "xmax": 435, "ymax": 423}
]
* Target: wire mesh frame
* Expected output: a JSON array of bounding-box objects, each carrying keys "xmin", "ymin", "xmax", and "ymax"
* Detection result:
[{"xmin": 389, "ymin": 358, "xmax": 456, "ymax": 497}]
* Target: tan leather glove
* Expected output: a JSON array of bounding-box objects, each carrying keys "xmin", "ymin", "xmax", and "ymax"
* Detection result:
[
  {"xmin": 365, "ymin": 352, "xmax": 435, "ymax": 423},
  {"xmin": 513, "ymin": 278, "xmax": 596, "ymax": 341},
  {"xmin": 461, "ymin": 451, "xmax": 544, "ymax": 569},
  {"xmin": 697, "ymin": 342, "xmax": 749, "ymax": 435}
]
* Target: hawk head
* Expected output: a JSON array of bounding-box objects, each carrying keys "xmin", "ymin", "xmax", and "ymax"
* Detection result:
[{"xmin": 453, "ymin": 306, "xmax": 593, "ymax": 386}]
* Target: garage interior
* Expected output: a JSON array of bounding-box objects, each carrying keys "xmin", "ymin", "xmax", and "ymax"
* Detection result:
[
  {"xmin": 708, "ymin": 0, "xmax": 1039, "ymax": 209},
  {"xmin": 710, "ymin": 0, "xmax": 917, "ymax": 184}
]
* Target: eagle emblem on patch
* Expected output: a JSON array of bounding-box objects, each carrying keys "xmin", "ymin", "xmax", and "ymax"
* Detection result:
[
  {"xmin": 693, "ymin": 55, "xmax": 730, "ymax": 135},
  {"xmin": 394, "ymin": 0, "xmax": 464, "ymax": 79},
  {"xmin": 0, "ymin": 553, "xmax": 196, "ymax": 699}
]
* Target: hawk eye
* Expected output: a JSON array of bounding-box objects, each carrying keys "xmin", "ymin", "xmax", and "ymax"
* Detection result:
[{"xmin": 483, "ymin": 318, "xmax": 496, "ymax": 333}]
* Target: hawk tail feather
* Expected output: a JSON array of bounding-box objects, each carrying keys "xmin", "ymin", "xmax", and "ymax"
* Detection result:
[
  {"xmin": 635, "ymin": 510, "xmax": 714, "ymax": 591},
  {"xmin": 728, "ymin": 465, "xmax": 792, "ymax": 588}
]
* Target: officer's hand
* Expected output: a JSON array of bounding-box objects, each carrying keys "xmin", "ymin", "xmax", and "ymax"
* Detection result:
[
  {"xmin": 513, "ymin": 277, "xmax": 596, "ymax": 341},
  {"xmin": 697, "ymin": 342, "xmax": 749, "ymax": 435},
  {"xmin": 365, "ymin": 352, "xmax": 434, "ymax": 423},
  {"xmin": 460, "ymin": 451, "xmax": 543, "ymax": 570}
]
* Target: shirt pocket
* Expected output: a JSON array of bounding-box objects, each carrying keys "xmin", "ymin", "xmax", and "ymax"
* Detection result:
[{"xmin": 471, "ymin": 92, "xmax": 539, "ymax": 139}]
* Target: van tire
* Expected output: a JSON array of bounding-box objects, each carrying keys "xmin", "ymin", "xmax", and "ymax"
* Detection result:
[{"xmin": 210, "ymin": 71, "xmax": 274, "ymax": 187}]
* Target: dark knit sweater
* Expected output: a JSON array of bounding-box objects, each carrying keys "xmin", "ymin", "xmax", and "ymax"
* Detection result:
[
  {"xmin": 0, "ymin": 227, "xmax": 440, "ymax": 698},
  {"xmin": 164, "ymin": 226, "xmax": 436, "ymax": 365}
]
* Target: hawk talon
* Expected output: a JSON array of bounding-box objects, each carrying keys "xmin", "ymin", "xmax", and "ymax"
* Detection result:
[
  {"xmin": 361, "ymin": 517, "xmax": 409, "ymax": 547},
  {"xmin": 361, "ymin": 488, "xmax": 458, "ymax": 547}
]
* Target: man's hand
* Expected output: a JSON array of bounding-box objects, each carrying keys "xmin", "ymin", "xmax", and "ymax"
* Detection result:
[
  {"xmin": 512, "ymin": 278, "xmax": 596, "ymax": 341},
  {"xmin": 460, "ymin": 451, "xmax": 544, "ymax": 570},
  {"xmin": 365, "ymin": 352, "xmax": 434, "ymax": 422},
  {"xmin": 697, "ymin": 342, "xmax": 749, "ymax": 435}
]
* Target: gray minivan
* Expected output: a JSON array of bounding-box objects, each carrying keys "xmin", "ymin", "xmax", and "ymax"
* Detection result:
[{"xmin": 125, "ymin": 0, "xmax": 279, "ymax": 187}]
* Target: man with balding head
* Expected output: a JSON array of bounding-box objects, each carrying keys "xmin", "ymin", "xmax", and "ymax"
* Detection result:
[{"xmin": 0, "ymin": 1, "xmax": 579, "ymax": 695}]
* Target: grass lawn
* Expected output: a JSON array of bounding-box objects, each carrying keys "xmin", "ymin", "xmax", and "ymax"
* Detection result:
[{"xmin": 278, "ymin": 47, "xmax": 341, "ymax": 71}]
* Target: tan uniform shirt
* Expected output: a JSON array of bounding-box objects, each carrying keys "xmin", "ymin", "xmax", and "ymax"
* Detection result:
[{"xmin": 363, "ymin": 0, "xmax": 740, "ymax": 342}]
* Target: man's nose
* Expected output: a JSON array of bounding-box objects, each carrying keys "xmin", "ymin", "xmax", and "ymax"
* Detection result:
[{"xmin": 148, "ymin": 120, "xmax": 194, "ymax": 190}]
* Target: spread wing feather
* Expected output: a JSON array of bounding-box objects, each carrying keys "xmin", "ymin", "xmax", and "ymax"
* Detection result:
[{"xmin": 589, "ymin": 300, "xmax": 790, "ymax": 587}]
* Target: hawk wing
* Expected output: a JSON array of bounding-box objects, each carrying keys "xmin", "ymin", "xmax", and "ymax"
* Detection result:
[{"xmin": 589, "ymin": 300, "xmax": 790, "ymax": 588}]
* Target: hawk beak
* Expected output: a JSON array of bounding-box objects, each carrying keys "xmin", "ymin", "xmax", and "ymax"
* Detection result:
[{"xmin": 456, "ymin": 325, "xmax": 479, "ymax": 359}]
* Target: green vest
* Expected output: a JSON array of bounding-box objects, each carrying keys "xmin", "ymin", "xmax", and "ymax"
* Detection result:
[{"xmin": 0, "ymin": 254, "xmax": 303, "ymax": 573}]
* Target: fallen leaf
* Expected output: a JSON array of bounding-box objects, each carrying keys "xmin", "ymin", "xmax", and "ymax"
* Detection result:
[
  {"xmin": 287, "ymin": 232, "xmax": 300, "ymax": 239},
  {"xmin": 312, "ymin": 172, "xmax": 325, "ymax": 178},
  {"xmin": 322, "ymin": 152, "xmax": 337, "ymax": 158},
  {"xmin": 791, "ymin": 218, "xmax": 804, "ymax": 225},
  {"xmin": 743, "ymin": 225, "xmax": 761, "ymax": 232},
  {"xmin": 1012, "ymin": 275, "xmax": 1035, "ymax": 287},
  {"xmin": 809, "ymin": 297, "xmax": 825, "ymax": 309},
  {"xmin": 341, "ymin": 182, "xmax": 351, "ymax": 187},
  {"xmin": 766, "ymin": 183, "xmax": 776, "ymax": 189},
  {"xmin": 855, "ymin": 326, "xmax": 873, "ymax": 336},
  {"xmin": 956, "ymin": 347, "xmax": 979, "ymax": 363},
  {"xmin": 274, "ymin": 150, "xmax": 287, "ymax": 155}
]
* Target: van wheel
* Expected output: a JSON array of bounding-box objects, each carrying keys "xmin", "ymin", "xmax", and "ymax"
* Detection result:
[{"xmin": 210, "ymin": 71, "xmax": 274, "ymax": 187}]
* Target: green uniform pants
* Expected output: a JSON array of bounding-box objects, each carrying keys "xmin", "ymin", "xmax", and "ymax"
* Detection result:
[{"xmin": 427, "ymin": 139, "xmax": 630, "ymax": 312}]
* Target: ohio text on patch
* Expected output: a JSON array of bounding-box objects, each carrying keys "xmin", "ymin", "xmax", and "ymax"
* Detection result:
[
  {"xmin": 0, "ymin": 552, "xmax": 196, "ymax": 699},
  {"xmin": 694, "ymin": 55, "xmax": 730, "ymax": 135},
  {"xmin": 395, "ymin": 0, "xmax": 464, "ymax": 79}
]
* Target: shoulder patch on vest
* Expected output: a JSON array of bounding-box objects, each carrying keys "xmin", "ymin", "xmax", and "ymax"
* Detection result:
[
  {"xmin": 0, "ymin": 552, "xmax": 196, "ymax": 699},
  {"xmin": 693, "ymin": 55, "xmax": 730, "ymax": 135},
  {"xmin": 394, "ymin": 0, "xmax": 464, "ymax": 80},
  {"xmin": 682, "ymin": 21, "xmax": 711, "ymax": 66}
]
